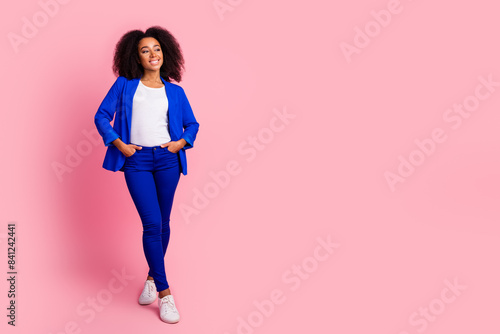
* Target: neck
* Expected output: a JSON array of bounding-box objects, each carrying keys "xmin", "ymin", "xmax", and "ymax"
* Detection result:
[{"xmin": 141, "ymin": 70, "xmax": 162, "ymax": 82}]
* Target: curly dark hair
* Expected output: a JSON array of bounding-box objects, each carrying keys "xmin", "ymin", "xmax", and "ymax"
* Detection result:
[{"xmin": 112, "ymin": 26, "xmax": 185, "ymax": 83}]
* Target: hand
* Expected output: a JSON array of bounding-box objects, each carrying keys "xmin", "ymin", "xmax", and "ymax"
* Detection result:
[
  {"xmin": 121, "ymin": 144, "xmax": 142, "ymax": 157},
  {"xmin": 160, "ymin": 139, "xmax": 186, "ymax": 153}
]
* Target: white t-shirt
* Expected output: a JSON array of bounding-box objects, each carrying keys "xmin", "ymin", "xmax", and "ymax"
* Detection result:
[{"xmin": 130, "ymin": 81, "xmax": 171, "ymax": 146}]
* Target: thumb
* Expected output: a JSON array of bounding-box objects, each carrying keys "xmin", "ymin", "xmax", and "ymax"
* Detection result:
[
  {"xmin": 161, "ymin": 142, "xmax": 171, "ymax": 148},
  {"xmin": 132, "ymin": 145, "xmax": 142, "ymax": 150}
]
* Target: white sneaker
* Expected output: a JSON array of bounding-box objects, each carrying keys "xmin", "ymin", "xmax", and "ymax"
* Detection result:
[
  {"xmin": 138, "ymin": 280, "xmax": 157, "ymax": 305},
  {"xmin": 158, "ymin": 294, "xmax": 180, "ymax": 323}
]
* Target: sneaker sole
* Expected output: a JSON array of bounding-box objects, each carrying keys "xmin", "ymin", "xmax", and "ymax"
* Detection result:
[
  {"xmin": 138, "ymin": 299, "xmax": 157, "ymax": 305},
  {"xmin": 160, "ymin": 317, "xmax": 180, "ymax": 324}
]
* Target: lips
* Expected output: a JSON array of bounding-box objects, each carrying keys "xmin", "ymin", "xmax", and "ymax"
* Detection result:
[{"xmin": 149, "ymin": 59, "xmax": 160, "ymax": 65}]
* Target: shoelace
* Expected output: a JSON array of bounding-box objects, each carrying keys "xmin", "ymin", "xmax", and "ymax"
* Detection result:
[
  {"xmin": 161, "ymin": 297, "xmax": 177, "ymax": 313},
  {"xmin": 145, "ymin": 281, "xmax": 156, "ymax": 297}
]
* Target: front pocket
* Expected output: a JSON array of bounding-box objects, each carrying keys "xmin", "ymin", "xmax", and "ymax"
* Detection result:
[{"xmin": 127, "ymin": 150, "xmax": 139, "ymax": 158}]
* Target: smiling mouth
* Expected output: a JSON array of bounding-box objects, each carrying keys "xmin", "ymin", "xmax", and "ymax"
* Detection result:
[{"xmin": 149, "ymin": 59, "xmax": 160, "ymax": 65}]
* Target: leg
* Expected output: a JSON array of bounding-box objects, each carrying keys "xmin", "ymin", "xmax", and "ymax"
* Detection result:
[
  {"xmin": 124, "ymin": 169, "xmax": 170, "ymax": 291},
  {"xmin": 152, "ymin": 149, "xmax": 181, "ymax": 298},
  {"xmin": 154, "ymin": 166, "xmax": 181, "ymax": 258}
]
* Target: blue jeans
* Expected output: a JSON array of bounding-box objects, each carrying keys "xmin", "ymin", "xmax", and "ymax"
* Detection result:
[{"xmin": 123, "ymin": 145, "xmax": 181, "ymax": 291}]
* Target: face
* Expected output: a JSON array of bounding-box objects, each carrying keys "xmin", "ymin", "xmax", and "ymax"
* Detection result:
[{"xmin": 137, "ymin": 37, "xmax": 163, "ymax": 72}]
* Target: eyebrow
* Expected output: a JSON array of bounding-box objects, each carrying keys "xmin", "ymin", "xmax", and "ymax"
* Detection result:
[{"xmin": 140, "ymin": 44, "xmax": 161, "ymax": 50}]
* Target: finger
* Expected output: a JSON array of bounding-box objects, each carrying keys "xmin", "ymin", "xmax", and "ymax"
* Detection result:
[{"xmin": 132, "ymin": 145, "xmax": 142, "ymax": 150}]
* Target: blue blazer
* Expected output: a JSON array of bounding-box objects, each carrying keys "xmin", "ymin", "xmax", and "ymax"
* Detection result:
[{"xmin": 94, "ymin": 75, "xmax": 199, "ymax": 175}]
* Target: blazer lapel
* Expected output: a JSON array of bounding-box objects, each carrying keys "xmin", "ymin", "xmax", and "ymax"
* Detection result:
[
  {"xmin": 160, "ymin": 76, "xmax": 171, "ymax": 103},
  {"xmin": 125, "ymin": 76, "xmax": 172, "ymax": 142},
  {"xmin": 124, "ymin": 78, "xmax": 140, "ymax": 136}
]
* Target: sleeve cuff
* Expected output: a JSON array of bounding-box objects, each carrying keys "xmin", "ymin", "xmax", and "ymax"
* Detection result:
[{"xmin": 104, "ymin": 132, "xmax": 120, "ymax": 147}]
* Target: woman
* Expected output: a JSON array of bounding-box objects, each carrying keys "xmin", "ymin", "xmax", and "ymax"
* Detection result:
[{"xmin": 94, "ymin": 26, "xmax": 199, "ymax": 324}]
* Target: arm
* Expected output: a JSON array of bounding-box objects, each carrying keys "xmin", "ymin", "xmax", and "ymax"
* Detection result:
[
  {"xmin": 112, "ymin": 137, "xmax": 142, "ymax": 157},
  {"xmin": 178, "ymin": 87, "xmax": 199, "ymax": 150},
  {"xmin": 94, "ymin": 77, "xmax": 124, "ymax": 146}
]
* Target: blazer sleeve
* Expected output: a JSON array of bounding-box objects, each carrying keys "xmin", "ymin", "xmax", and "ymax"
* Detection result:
[
  {"xmin": 179, "ymin": 87, "xmax": 200, "ymax": 150},
  {"xmin": 94, "ymin": 76, "xmax": 124, "ymax": 146}
]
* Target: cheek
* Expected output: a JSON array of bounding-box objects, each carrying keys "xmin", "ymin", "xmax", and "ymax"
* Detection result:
[{"xmin": 139, "ymin": 55, "xmax": 148, "ymax": 66}]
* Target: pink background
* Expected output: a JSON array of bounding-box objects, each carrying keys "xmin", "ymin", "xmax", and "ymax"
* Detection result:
[{"xmin": 1, "ymin": 0, "xmax": 499, "ymax": 333}]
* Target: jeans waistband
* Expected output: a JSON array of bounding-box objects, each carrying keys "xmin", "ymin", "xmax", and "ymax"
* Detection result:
[{"xmin": 131, "ymin": 144, "xmax": 166, "ymax": 150}]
